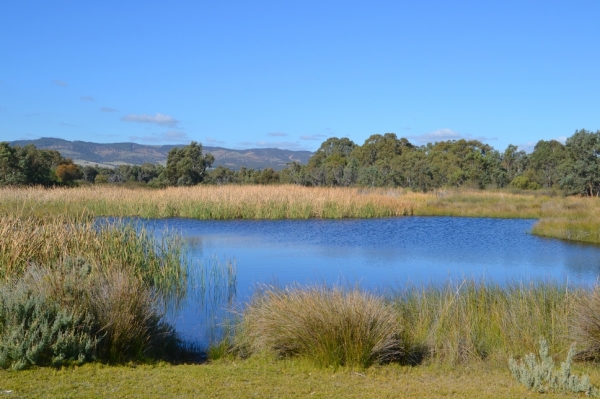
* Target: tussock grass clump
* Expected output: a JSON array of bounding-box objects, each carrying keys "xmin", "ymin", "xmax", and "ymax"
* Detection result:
[
  {"xmin": 392, "ymin": 281, "xmax": 575, "ymax": 365},
  {"xmin": 236, "ymin": 285, "xmax": 402, "ymax": 368},
  {"xmin": 571, "ymin": 286, "xmax": 600, "ymax": 361}
]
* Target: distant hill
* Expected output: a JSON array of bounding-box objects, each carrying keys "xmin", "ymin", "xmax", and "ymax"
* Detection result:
[{"xmin": 8, "ymin": 137, "xmax": 313, "ymax": 171}]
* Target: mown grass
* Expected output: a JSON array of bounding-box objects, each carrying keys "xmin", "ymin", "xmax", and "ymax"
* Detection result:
[
  {"xmin": 1, "ymin": 185, "xmax": 599, "ymax": 243},
  {"xmin": 2, "ymin": 358, "xmax": 600, "ymax": 398}
]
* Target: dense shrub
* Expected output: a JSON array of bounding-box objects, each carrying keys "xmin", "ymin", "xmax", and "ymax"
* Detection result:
[
  {"xmin": 0, "ymin": 258, "xmax": 180, "ymax": 369},
  {"xmin": 510, "ymin": 176, "xmax": 541, "ymax": 190},
  {"xmin": 0, "ymin": 263, "xmax": 97, "ymax": 370}
]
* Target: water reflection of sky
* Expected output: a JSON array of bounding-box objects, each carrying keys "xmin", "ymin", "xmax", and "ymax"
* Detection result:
[{"xmin": 137, "ymin": 216, "xmax": 600, "ymax": 344}]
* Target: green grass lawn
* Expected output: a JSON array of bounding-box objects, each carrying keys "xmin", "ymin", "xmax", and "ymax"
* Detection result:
[{"xmin": 2, "ymin": 358, "xmax": 599, "ymax": 398}]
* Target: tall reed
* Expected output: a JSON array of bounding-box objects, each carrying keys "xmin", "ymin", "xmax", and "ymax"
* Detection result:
[
  {"xmin": 391, "ymin": 280, "xmax": 576, "ymax": 365},
  {"xmin": 2, "ymin": 185, "xmax": 599, "ymax": 243},
  {"xmin": 0, "ymin": 215, "xmax": 186, "ymax": 296}
]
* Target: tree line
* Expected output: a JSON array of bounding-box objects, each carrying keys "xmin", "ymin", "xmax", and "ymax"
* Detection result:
[{"xmin": 2, "ymin": 129, "xmax": 600, "ymax": 196}]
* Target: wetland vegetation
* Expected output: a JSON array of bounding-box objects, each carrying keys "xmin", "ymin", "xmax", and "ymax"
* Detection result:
[{"xmin": 2, "ymin": 131, "xmax": 600, "ymax": 397}]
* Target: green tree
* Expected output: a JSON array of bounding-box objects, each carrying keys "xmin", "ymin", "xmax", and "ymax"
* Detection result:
[
  {"xmin": 351, "ymin": 133, "xmax": 412, "ymax": 167},
  {"xmin": 559, "ymin": 129, "xmax": 600, "ymax": 196},
  {"xmin": 161, "ymin": 142, "xmax": 214, "ymax": 186},
  {"xmin": 0, "ymin": 142, "xmax": 68, "ymax": 186},
  {"xmin": 501, "ymin": 144, "xmax": 529, "ymax": 182},
  {"xmin": 529, "ymin": 140, "xmax": 567, "ymax": 188}
]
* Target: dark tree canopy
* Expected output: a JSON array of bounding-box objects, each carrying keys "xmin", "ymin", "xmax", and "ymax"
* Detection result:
[
  {"xmin": 162, "ymin": 142, "xmax": 214, "ymax": 186},
  {"xmin": 559, "ymin": 129, "xmax": 600, "ymax": 196},
  {"xmin": 0, "ymin": 142, "xmax": 78, "ymax": 186}
]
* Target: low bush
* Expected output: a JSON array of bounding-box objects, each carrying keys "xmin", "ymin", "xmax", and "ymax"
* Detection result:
[
  {"xmin": 236, "ymin": 285, "xmax": 402, "ymax": 368},
  {"xmin": 0, "ymin": 262, "xmax": 97, "ymax": 370},
  {"xmin": 509, "ymin": 338, "xmax": 598, "ymax": 396},
  {"xmin": 0, "ymin": 258, "xmax": 180, "ymax": 369}
]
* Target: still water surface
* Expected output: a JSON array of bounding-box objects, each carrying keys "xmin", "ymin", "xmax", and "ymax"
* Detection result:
[{"xmin": 139, "ymin": 217, "xmax": 600, "ymax": 344}]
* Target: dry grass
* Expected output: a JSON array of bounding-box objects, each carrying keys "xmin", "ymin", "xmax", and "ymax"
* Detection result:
[
  {"xmin": 236, "ymin": 285, "xmax": 402, "ymax": 368},
  {"xmin": 1, "ymin": 185, "xmax": 599, "ymax": 242},
  {"xmin": 0, "ymin": 185, "xmax": 416, "ymax": 219}
]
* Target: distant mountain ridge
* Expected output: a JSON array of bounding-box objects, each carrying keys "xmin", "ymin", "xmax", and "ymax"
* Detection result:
[{"xmin": 8, "ymin": 137, "xmax": 313, "ymax": 171}]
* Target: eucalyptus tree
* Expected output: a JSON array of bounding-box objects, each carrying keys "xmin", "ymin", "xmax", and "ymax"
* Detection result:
[
  {"xmin": 306, "ymin": 137, "xmax": 357, "ymax": 186},
  {"xmin": 529, "ymin": 140, "xmax": 567, "ymax": 188},
  {"xmin": 0, "ymin": 142, "xmax": 73, "ymax": 186},
  {"xmin": 161, "ymin": 142, "xmax": 214, "ymax": 186},
  {"xmin": 559, "ymin": 129, "xmax": 600, "ymax": 196}
]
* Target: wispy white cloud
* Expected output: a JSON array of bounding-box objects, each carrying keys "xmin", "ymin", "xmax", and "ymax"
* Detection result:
[
  {"xmin": 80, "ymin": 96, "xmax": 95, "ymax": 101},
  {"xmin": 517, "ymin": 141, "xmax": 536, "ymax": 153},
  {"xmin": 53, "ymin": 80, "xmax": 68, "ymax": 87},
  {"xmin": 407, "ymin": 128, "xmax": 497, "ymax": 144},
  {"xmin": 100, "ymin": 107, "xmax": 118, "ymax": 113},
  {"xmin": 267, "ymin": 132, "xmax": 288, "ymax": 137},
  {"xmin": 23, "ymin": 113, "xmax": 40, "ymax": 118},
  {"xmin": 205, "ymin": 137, "xmax": 226, "ymax": 145},
  {"xmin": 554, "ymin": 136, "xmax": 568, "ymax": 144},
  {"xmin": 299, "ymin": 134, "xmax": 326, "ymax": 141},
  {"xmin": 128, "ymin": 131, "xmax": 190, "ymax": 143},
  {"xmin": 60, "ymin": 122, "xmax": 76, "ymax": 127},
  {"xmin": 121, "ymin": 113, "xmax": 179, "ymax": 128}
]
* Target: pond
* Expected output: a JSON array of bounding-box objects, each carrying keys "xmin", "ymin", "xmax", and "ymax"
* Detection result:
[{"xmin": 139, "ymin": 217, "xmax": 600, "ymax": 345}]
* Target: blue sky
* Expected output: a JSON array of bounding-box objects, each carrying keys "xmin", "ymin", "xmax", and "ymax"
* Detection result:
[{"xmin": 1, "ymin": 1, "xmax": 599, "ymax": 152}]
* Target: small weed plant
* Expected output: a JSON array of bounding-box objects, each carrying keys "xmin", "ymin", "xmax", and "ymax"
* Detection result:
[{"xmin": 509, "ymin": 337, "xmax": 598, "ymax": 396}]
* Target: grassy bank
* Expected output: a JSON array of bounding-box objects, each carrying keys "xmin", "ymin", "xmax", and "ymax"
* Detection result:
[{"xmin": 1, "ymin": 185, "xmax": 599, "ymax": 243}]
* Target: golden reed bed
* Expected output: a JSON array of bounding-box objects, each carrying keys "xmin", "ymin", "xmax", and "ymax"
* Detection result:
[{"xmin": 1, "ymin": 185, "xmax": 599, "ymax": 243}]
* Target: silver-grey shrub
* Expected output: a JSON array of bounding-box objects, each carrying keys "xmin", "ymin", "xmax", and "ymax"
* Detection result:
[
  {"xmin": 509, "ymin": 337, "xmax": 598, "ymax": 396},
  {"xmin": 0, "ymin": 265, "xmax": 97, "ymax": 370}
]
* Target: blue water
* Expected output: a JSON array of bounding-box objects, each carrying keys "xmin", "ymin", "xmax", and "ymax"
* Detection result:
[{"xmin": 137, "ymin": 217, "xmax": 600, "ymax": 344}]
